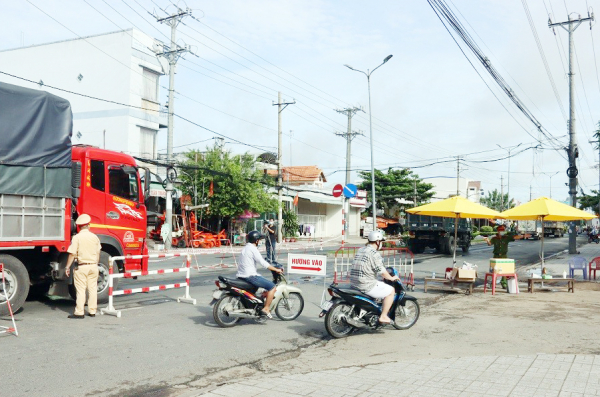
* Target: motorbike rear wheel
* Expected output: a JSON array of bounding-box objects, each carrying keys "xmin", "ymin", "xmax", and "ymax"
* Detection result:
[
  {"xmin": 213, "ymin": 295, "xmax": 242, "ymax": 328},
  {"xmin": 275, "ymin": 292, "xmax": 304, "ymax": 321},
  {"xmin": 325, "ymin": 302, "xmax": 355, "ymax": 338},
  {"xmin": 393, "ymin": 300, "xmax": 420, "ymax": 330}
]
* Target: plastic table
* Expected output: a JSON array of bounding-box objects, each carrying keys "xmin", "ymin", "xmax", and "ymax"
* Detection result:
[{"xmin": 483, "ymin": 272, "xmax": 518, "ymax": 295}]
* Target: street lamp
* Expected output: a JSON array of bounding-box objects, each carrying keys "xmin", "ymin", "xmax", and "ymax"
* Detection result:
[
  {"xmin": 496, "ymin": 143, "xmax": 522, "ymax": 209},
  {"xmin": 345, "ymin": 54, "xmax": 393, "ymax": 231},
  {"xmin": 543, "ymin": 171, "xmax": 559, "ymax": 199}
]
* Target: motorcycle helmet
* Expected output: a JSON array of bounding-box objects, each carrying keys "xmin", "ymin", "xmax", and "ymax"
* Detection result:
[
  {"xmin": 367, "ymin": 230, "xmax": 386, "ymax": 242},
  {"xmin": 247, "ymin": 230, "xmax": 264, "ymax": 244}
]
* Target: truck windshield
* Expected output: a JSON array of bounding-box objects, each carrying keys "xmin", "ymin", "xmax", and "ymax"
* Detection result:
[{"xmin": 108, "ymin": 167, "xmax": 139, "ymax": 202}]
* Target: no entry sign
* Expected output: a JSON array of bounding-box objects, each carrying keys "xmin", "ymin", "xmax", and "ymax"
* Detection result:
[
  {"xmin": 332, "ymin": 184, "xmax": 343, "ymax": 197},
  {"xmin": 287, "ymin": 253, "xmax": 327, "ymax": 276}
]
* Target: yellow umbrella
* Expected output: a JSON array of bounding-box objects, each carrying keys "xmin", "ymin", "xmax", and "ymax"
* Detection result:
[
  {"xmin": 500, "ymin": 196, "xmax": 596, "ymax": 268},
  {"xmin": 406, "ymin": 196, "xmax": 504, "ymax": 264}
]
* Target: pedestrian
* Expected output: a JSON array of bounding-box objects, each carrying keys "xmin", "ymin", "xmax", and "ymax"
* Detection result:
[
  {"xmin": 64, "ymin": 214, "xmax": 101, "ymax": 319},
  {"xmin": 483, "ymin": 224, "xmax": 515, "ymax": 289},
  {"xmin": 263, "ymin": 219, "xmax": 277, "ymax": 265}
]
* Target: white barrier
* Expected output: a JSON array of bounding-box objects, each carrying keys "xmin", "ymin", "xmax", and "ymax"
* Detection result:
[{"xmin": 101, "ymin": 253, "xmax": 196, "ymax": 318}]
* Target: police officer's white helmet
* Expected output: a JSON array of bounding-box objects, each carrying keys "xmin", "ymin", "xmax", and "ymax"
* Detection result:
[{"xmin": 367, "ymin": 230, "xmax": 385, "ymax": 242}]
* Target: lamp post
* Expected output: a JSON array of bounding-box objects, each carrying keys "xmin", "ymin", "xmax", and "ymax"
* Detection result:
[
  {"xmin": 345, "ymin": 54, "xmax": 393, "ymax": 232},
  {"xmin": 496, "ymin": 143, "xmax": 522, "ymax": 208},
  {"xmin": 544, "ymin": 171, "xmax": 559, "ymax": 199}
]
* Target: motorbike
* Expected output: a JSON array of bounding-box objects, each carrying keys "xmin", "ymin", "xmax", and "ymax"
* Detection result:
[
  {"xmin": 210, "ymin": 270, "xmax": 304, "ymax": 327},
  {"xmin": 320, "ymin": 267, "xmax": 419, "ymax": 338},
  {"xmin": 589, "ymin": 233, "xmax": 600, "ymax": 244}
]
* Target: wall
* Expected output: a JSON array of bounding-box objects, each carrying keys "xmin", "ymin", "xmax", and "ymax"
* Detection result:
[{"xmin": 0, "ymin": 29, "xmax": 165, "ymax": 161}]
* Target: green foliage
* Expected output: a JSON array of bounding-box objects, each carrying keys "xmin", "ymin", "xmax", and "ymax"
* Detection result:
[
  {"xmin": 472, "ymin": 226, "xmax": 479, "ymax": 233},
  {"xmin": 357, "ymin": 168, "xmax": 435, "ymax": 216},
  {"xmin": 282, "ymin": 208, "xmax": 299, "ymax": 238},
  {"xmin": 578, "ymin": 189, "xmax": 600, "ymax": 215},
  {"xmin": 480, "ymin": 225, "xmax": 494, "ymax": 235},
  {"xmin": 179, "ymin": 147, "xmax": 277, "ymax": 219},
  {"xmin": 480, "ymin": 189, "xmax": 515, "ymax": 212}
]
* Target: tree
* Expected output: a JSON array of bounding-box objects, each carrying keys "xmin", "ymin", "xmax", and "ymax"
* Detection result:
[
  {"xmin": 480, "ymin": 189, "xmax": 515, "ymax": 211},
  {"xmin": 357, "ymin": 168, "xmax": 434, "ymax": 217},
  {"xmin": 179, "ymin": 147, "xmax": 278, "ymax": 219},
  {"xmin": 579, "ymin": 190, "xmax": 600, "ymax": 215}
]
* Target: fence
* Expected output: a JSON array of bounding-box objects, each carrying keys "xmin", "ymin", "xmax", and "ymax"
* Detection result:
[
  {"xmin": 101, "ymin": 253, "xmax": 196, "ymax": 318},
  {"xmin": 333, "ymin": 246, "xmax": 415, "ymax": 290}
]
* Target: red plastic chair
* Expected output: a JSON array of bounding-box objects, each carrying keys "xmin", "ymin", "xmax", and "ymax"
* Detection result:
[{"xmin": 589, "ymin": 257, "xmax": 600, "ymax": 280}]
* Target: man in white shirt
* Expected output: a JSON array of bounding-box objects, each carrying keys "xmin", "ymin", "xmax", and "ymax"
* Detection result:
[{"xmin": 237, "ymin": 230, "xmax": 283, "ymax": 318}]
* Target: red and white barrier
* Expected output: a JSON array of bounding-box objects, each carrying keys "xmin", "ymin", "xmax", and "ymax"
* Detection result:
[
  {"xmin": 0, "ymin": 263, "xmax": 18, "ymax": 336},
  {"xmin": 101, "ymin": 253, "xmax": 196, "ymax": 318}
]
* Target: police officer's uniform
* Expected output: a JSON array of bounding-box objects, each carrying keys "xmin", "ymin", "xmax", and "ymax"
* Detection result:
[{"xmin": 67, "ymin": 214, "xmax": 101, "ymax": 317}]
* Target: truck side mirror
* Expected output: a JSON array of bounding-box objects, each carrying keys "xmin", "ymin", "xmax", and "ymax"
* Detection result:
[{"xmin": 143, "ymin": 167, "xmax": 151, "ymax": 201}]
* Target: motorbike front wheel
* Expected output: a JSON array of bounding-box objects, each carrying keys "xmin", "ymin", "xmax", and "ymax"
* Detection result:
[
  {"xmin": 275, "ymin": 292, "xmax": 304, "ymax": 321},
  {"xmin": 324, "ymin": 302, "xmax": 355, "ymax": 338},
  {"xmin": 213, "ymin": 294, "xmax": 242, "ymax": 328},
  {"xmin": 393, "ymin": 300, "xmax": 420, "ymax": 330}
]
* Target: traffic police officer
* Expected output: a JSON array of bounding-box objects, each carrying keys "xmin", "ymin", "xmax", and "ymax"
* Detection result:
[{"xmin": 65, "ymin": 214, "xmax": 101, "ymax": 319}]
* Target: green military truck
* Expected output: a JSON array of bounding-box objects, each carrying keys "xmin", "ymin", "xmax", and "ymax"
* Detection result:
[{"xmin": 406, "ymin": 214, "xmax": 472, "ymax": 255}]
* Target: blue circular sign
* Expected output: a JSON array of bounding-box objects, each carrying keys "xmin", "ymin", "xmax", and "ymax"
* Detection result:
[{"xmin": 343, "ymin": 184, "xmax": 358, "ymax": 198}]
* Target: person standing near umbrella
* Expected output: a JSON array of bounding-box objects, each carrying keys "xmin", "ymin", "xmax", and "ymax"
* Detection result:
[
  {"xmin": 483, "ymin": 225, "xmax": 515, "ymax": 289},
  {"xmin": 483, "ymin": 225, "xmax": 515, "ymax": 259}
]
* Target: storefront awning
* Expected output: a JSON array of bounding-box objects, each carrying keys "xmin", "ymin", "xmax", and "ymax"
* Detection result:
[{"xmin": 298, "ymin": 191, "xmax": 342, "ymax": 205}]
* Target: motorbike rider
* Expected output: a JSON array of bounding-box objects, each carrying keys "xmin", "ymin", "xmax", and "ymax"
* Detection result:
[
  {"xmin": 237, "ymin": 230, "xmax": 283, "ymax": 318},
  {"xmin": 350, "ymin": 230, "xmax": 400, "ymax": 325}
]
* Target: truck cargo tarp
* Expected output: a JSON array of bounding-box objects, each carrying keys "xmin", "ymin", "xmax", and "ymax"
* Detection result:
[{"xmin": 0, "ymin": 82, "xmax": 72, "ymax": 197}]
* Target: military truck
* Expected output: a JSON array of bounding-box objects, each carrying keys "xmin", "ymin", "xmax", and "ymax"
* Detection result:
[{"xmin": 406, "ymin": 214, "xmax": 471, "ymax": 255}]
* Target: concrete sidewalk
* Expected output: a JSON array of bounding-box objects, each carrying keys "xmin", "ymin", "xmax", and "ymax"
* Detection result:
[{"xmin": 197, "ymin": 354, "xmax": 600, "ymax": 397}]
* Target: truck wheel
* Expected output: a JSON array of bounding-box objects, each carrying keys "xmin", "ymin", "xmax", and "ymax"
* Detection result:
[
  {"xmin": 0, "ymin": 254, "xmax": 29, "ymax": 316},
  {"xmin": 446, "ymin": 236, "xmax": 455, "ymax": 256},
  {"xmin": 462, "ymin": 242, "xmax": 470, "ymax": 253},
  {"xmin": 68, "ymin": 252, "xmax": 116, "ymax": 304}
]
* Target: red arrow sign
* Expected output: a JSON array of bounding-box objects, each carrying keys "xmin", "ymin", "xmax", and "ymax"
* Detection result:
[
  {"xmin": 291, "ymin": 266, "xmax": 322, "ymax": 272},
  {"xmin": 332, "ymin": 184, "xmax": 343, "ymax": 197}
]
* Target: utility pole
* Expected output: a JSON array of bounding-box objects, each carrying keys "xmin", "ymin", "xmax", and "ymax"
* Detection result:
[
  {"xmin": 500, "ymin": 175, "xmax": 504, "ymax": 211},
  {"xmin": 335, "ymin": 106, "xmax": 363, "ymax": 242},
  {"xmin": 272, "ymin": 92, "xmax": 295, "ymax": 243},
  {"xmin": 456, "ymin": 157, "xmax": 461, "ymax": 196},
  {"xmin": 549, "ymin": 12, "xmax": 593, "ymax": 254},
  {"xmin": 154, "ymin": 6, "xmax": 191, "ymax": 249},
  {"xmin": 530, "ymin": 185, "xmax": 532, "ymax": 201},
  {"xmin": 413, "ymin": 179, "xmax": 418, "ymax": 207},
  {"xmin": 103, "ymin": 129, "xmax": 106, "ymax": 149}
]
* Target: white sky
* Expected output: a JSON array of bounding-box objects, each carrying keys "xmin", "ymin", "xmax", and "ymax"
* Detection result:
[{"xmin": 3, "ymin": 0, "xmax": 600, "ymax": 205}]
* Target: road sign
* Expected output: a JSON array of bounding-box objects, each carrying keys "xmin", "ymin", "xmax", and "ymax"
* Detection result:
[
  {"xmin": 332, "ymin": 184, "xmax": 343, "ymax": 197},
  {"xmin": 343, "ymin": 183, "xmax": 358, "ymax": 198},
  {"xmin": 287, "ymin": 253, "xmax": 327, "ymax": 276}
]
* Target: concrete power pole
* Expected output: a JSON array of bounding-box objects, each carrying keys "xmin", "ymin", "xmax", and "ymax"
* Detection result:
[
  {"xmin": 500, "ymin": 175, "xmax": 504, "ymax": 211},
  {"xmin": 456, "ymin": 157, "xmax": 461, "ymax": 196},
  {"xmin": 335, "ymin": 107, "xmax": 362, "ymax": 243},
  {"xmin": 549, "ymin": 12, "xmax": 594, "ymax": 254},
  {"xmin": 272, "ymin": 92, "xmax": 295, "ymax": 243},
  {"xmin": 154, "ymin": 7, "xmax": 191, "ymax": 249}
]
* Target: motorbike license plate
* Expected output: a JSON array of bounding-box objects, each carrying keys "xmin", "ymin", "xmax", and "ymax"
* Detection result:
[
  {"xmin": 321, "ymin": 300, "xmax": 333, "ymax": 311},
  {"xmin": 212, "ymin": 290, "xmax": 223, "ymax": 300}
]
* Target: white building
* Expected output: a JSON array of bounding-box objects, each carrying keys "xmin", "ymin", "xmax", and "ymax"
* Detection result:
[
  {"xmin": 0, "ymin": 29, "xmax": 166, "ymax": 161},
  {"xmin": 427, "ymin": 177, "xmax": 483, "ymax": 203}
]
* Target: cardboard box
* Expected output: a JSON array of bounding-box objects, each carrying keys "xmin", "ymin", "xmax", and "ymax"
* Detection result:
[
  {"xmin": 490, "ymin": 259, "xmax": 515, "ymax": 274},
  {"xmin": 451, "ymin": 268, "xmax": 477, "ymax": 281}
]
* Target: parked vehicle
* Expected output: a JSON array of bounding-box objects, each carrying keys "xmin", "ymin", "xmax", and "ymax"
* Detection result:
[
  {"xmin": 406, "ymin": 214, "xmax": 471, "ymax": 254},
  {"xmin": 210, "ymin": 272, "xmax": 304, "ymax": 327},
  {"xmin": 518, "ymin": 220, "xmax": 564, "ymax": 239},
  {"xmin": 588, "ymin": 233, "xmax": 600, "ymax": 244},
  {"xmin": 320, "ymin": 267, "xmax": 419, "ymax": 338},
  {"xmin": 0, "ymin": 83, "xmax": 150, "ymax": 315}
]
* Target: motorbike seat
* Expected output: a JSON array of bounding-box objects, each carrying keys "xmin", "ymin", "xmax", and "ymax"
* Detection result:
[
  {"xmin": 218, "ymin": 276, "xmax": 258, "ymax": 292},
  {"xmin": 336, "ymin": 287, "xmax": 377, "ymax": 300}
]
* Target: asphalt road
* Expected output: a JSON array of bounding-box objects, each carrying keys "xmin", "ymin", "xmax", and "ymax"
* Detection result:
[{"xmin": 2, "ymin": 235, "xmax": 590, "ymax": 397}]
